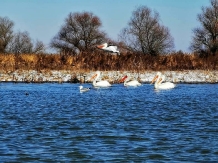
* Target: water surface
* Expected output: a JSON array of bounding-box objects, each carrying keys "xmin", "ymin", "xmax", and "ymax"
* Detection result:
[{"xmin": 0, "ymin": 83, "xmax": 218, "ymax": 162}]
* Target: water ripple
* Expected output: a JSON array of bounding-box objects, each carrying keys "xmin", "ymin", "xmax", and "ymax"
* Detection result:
[{"xmin": 0, "ymin": 83, "xmax": 218, "ymax": 162}]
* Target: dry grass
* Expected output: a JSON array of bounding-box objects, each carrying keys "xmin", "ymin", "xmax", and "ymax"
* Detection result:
[{"xmin": 0, "ymin": 51, "xmax": 217, "ymax": 72}]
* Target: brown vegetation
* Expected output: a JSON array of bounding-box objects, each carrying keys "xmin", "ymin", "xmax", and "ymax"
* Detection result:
[{"xmin": 0, "ymin": 52, "xmax": 218, "ymax": 72}]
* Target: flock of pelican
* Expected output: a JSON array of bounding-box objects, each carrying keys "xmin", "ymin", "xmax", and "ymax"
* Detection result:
[
  {"xmin": 79, "ymin": 71, "xmax": 175, "ymax": 92},
  {"xmin": 79, "ymin": 43, "xmax": 175, "ymax": 92}
]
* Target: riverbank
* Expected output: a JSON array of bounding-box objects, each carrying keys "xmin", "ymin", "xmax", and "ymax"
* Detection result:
[{"xmin": 0, "ymin": 70, "xmax": 218, "ymax": 83}]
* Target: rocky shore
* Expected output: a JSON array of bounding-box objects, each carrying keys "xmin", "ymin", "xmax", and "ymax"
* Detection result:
[{"xmin": 0, "ymin": 70, "xmax": 218, "ymax": 83}]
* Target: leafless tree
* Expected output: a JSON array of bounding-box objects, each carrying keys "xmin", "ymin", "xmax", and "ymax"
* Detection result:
[
  {"xmin": 33, "ymin": 40, "xmax": 45, "ymax": 54},
  {"xmin": 119, "ymin": 6, "xmax": 174, "ymax": 56},
  {"xmin": 50, "ymin": 12, "xmax": 107, "ymax": 55},
  {"xmin": 7, "ymin": 31, "xmax": 45, "ymax": 54},
  {"xmin": 190, "ymin": 0, "xmax": 218, "ymax": 56},
  {"xmin": 0, "ymin": 16, "xmax": 14, "ymax": 53}
]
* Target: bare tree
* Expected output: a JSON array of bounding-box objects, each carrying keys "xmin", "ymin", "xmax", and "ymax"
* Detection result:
[
  {"xmin": 119, "ymin": 6, "xmax": 174, "ymax": 56},
  {"xmin": 50, "ymin": 12, "xmax": 107, "ymax": 55},
  {"xmin": 0, "ymin": 16, "xmax": 14, "ymax": 53},
  {"xmin": 7, "ymin": 31, "xmax": 45, "ymax": 54},
  {"xmin": 33, "ymin": 40, "xmax": 45, "ymax": 54},
  {"xmin": 190, "ymin": 0, "xmax": 218, "ymax": 56}
]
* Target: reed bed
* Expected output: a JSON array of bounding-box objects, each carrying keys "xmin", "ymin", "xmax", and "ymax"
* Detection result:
[{"xmin": 0, "ymin": 51, "xmax": 217, "ymax": 72}]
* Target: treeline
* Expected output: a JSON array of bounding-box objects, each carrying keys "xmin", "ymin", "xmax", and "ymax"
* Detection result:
[
  {"xmin": 0, "ymin": 0, "xmax": 218, "ymax": 72},
  {"xmin": 1, "ymin": 0, "xmax": 218, "ymax": 56},
  {"xmin": 0, "ymin": 51, "xmax": 217, "ymax": 72}
]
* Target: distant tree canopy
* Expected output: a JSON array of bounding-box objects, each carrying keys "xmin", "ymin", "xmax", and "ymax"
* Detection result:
[
  {"xmin": 190, "ymin": 0, "xmax": 218, "ymax": 56},
  {"xmin": 2, "ymin": 1, "xmax": 218, "ymax": 58},
  {"xmin": 0, "ymin": 16, "xmax": 14, "ymax": 53},
  {"xmin": 0, "ymin": 16, "xmax": 45, "ymax": 54},
  {"xmin": 50, "ymin": 12, "xmax": 107, "ymax": 55},
  {"xmin": 7, "ymin": 31, "xmax": 45, "ymax": 54},
  {"xmin": 119, "ymin": 6, "xmax": 174, "ymax": 56}
]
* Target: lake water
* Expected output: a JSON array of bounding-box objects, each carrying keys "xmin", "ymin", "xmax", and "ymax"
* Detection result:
[{"xmin": 0, "ymin": 82, "xmax": 218, "ymax": 162}]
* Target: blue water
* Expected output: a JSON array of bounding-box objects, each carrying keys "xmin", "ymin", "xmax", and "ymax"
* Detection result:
[{"xmin": 0, "ymin": 82, "xmax": 218, "ymax": 162}]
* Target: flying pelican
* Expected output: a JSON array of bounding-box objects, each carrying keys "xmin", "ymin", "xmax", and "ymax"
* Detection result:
[
  {"xmin": 120, "ymin": 75, "xmax": 141, "ymax": 87},
  {"xmin": 79, "ymin": 85, "xmax": 90, "ymax": 93},
  {"xmin": 90, "ymin": 71, "xmax": 111, "ymax": 87},
  {"xmin": 96, "ymin": 43, "xmax": 120, "ymax": 55},
  {"xmin": 151, "ymin": 72, "xmax": 175, "ymax": 89}
]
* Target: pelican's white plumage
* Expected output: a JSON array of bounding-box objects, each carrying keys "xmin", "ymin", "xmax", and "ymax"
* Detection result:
[
  {"xmin": 151, "ymin": 72, "xmax": 175, "ymax": 89},
  {"xmin": 97, "ymin": 43, "xmax": 120, "ymax": 55},
  {"xmin": 120, "ymin": 75, "xmax": 141, "ymax": 87},
  {"xmin": 90, "ymin": 71, "xmax": 111, "ymax": 87},
  {"xmin": 79, "ymin": 86, "xmax": 90, "ymax": 93}
]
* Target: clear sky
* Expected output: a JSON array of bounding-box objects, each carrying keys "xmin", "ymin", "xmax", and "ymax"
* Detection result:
[{"xmin": 0, "ymin": 0, "xmax": 211, "ymax": 53}]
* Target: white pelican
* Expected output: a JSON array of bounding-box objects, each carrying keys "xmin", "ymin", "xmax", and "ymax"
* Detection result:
[
  {"xmin": 96, "ymin": 43, "xmax": 120, "ymax": 55},
  {"xmin": 151, "ymin": 72, "xmax": 175, "ymax": 89},
  {"xmin": 79, "ymin": 86, "xmax": 90, "ymax": 93},
  {"xmin": 90, "ymin": 71, "xmax": 111, "ymax": 87},
  {"xmin": 120, "ymin": 75, "xmax": 141, "ymax": 87}
]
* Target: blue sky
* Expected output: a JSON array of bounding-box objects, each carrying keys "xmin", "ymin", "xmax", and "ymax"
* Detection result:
[{"xmin": 0, "ymin": 0, "xmax": 211, "ymax": 53}]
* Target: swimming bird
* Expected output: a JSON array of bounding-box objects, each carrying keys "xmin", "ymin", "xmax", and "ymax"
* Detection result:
[
  {"xmin": 25, "ymin": 92, "xmax": 29, "ymax": 96},
  {"xmin": 90, "ymin": 71, "xmax": 111, "ymax": 87},
  {"xmin": 79, "ymin": 85, "xmax": 90, "ymax": 93},
  {"xmin": 96, "ymin": 43, "xmax": 120, "ymax": 55},
  {"xmin": 151, "ymin": 72, "xmax": 175, "ymax": 89},
  {"xmin": 120, "ymin": 75, "xmax": 141, "ymax": 87}
]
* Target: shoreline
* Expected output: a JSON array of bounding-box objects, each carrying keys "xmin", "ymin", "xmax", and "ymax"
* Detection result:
[{"xmin": 0, "ymin": 70, "xmax": 218, "ymax": 83}]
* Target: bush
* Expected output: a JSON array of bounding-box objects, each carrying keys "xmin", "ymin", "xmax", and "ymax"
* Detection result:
[{"xmin": 0, "ymin": 51, "xmax": 217, "ymax": 72}]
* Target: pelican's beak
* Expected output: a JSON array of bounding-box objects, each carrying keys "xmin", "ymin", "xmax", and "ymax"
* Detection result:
[
  {"xmin": 158, "ymin": 77, "xmax": 162, "ymax": 84},
  {"xmin": 97, "ymin": 44, "xmax": 104, "ymax": 49},
  {"xmin": 90, "ymin": 74, "xmax": 97, "ymax": 80},
  {"xmin": 120, "ymin": 75, "xmax": 127, "ymax": 83},
  {"xmin": 151, "ymin": 75, "xmax": 158, "ymax": 84}
]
